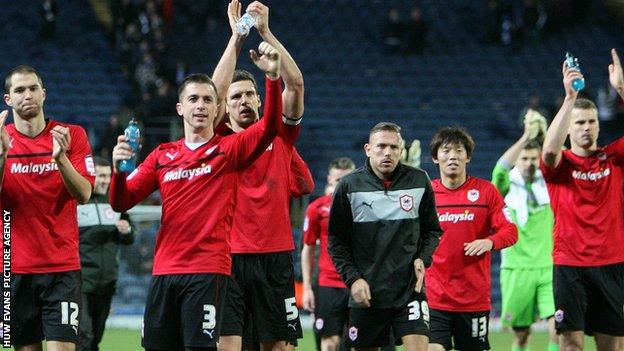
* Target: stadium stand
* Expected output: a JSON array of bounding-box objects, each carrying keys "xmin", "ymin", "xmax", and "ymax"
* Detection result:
[{"xmin": 2, "ymin": 0, "xmax": 624, "ymax": 322}]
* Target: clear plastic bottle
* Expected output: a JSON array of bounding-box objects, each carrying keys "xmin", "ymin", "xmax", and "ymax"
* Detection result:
[
  {"xmin": 119, "ymin": 118, "xmax": 140, "ymax": 173},
  {"xmin": 235, "ymin": 12, "xmax": 258, "ymax": 36},
  {"xmin": 565, "ymin": 52, "xmax": 585, "ymax": 91}
]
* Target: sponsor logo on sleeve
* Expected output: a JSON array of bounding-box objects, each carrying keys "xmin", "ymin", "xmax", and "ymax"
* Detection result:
[{"xmin": 85, "ymin": 155, "xmax": 95, "ymax": 176}]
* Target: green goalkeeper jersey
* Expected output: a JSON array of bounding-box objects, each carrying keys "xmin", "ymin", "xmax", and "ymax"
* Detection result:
[{"xmin": 492, "ymin": 163, "xmax": 554, "ymax": 268}]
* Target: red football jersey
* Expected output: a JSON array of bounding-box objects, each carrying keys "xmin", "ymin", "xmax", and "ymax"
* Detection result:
[
  {"xmin": 303, "ymin": 194, "xmax": 346, "ymax": 288},
  {"xmin": 289, "ymin": 148, "xmax": 314, "ymax": 198},
  {"xmin": 540, "ymin": 139, "xmax": 624, "ymax": 266},
  {"xmin": 228, "ymin": 122, "xmax": 307, "ymax": 254},
  {"xmin": 2, "ymin": 120, "xmax": 95, "ymax": 273},
  {"xmin": 426, "ymin": 177, "xmax": 517, "ymax": 312},
  {"xmin": 110, "ymin": 78, "xmax": 282, "ymax": 275}
]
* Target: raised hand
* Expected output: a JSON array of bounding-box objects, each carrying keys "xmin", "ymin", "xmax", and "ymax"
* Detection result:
[
  {"xmin": 112, "ymin": 135, "xmax": 133, "ymax": 173},
  {"xmin": 561, "ymin": 60, "xmax": 584, "ymax": 99},
  {"xmin": 609, "ymin": 48, "xmax": 624, "ymax": 95},
  {"xmin": 250, "ymin": 41, "xmax": 281, "ymax": 79},
  {"xmin": 246, "ymin": 1, "xmax": 269, "ymax": 34},
  {"xmin": 51, "ymin": 125, "xmax": 71, "ymax": 160},
  {"xmin": 227, "ymin": 0, "xmax": 244, "ymax": 37},
  {"xmin": 0, "ymin": 111, "xmax": 9, "ymax": 158}
]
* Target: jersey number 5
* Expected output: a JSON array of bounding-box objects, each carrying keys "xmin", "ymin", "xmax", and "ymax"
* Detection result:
[{"xmin": 284, "ymin": 297, "xmax": 299, "ymax": 321}]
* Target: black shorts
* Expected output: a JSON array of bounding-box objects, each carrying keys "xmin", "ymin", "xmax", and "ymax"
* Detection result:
[
  {"xmin": 314, "ymin": 286, "xmax": 349, "ymax": 337},
  {"xmin": 429, "ymin": 309, "xmax": 491, "ymax": 351},
  {"xmin": 345, "ymin": 292, "xmax": 429, "ymax": 349},
  {"xmin": 142, "ymin": 273, "xmax": 228, "ymax": 350},
  {"xmin": 221, "ymin": 252, "xmax": 303, "ymax": 345},
  {"xmin": 554, "ymin": 263, "xmax": 624, "ymax": 336},
  {"xmin": 10, "ymin": 270, "xmax": 81, "ymax": 346}
]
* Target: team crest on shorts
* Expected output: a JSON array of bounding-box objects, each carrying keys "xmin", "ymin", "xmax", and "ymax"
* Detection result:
[
  {"xmin": 467, "ymin": 189, "xmax": 479, "ymax": 202},
  {"xmin": 504, "ymin": 312, "xmax": 513, "ymax": 321},
  {"xmin": 348, "ymin": 326, "xmax": 358, "ymax": 341},
  {"xmin": 315, "ymin": 318, "xmax": 324, "ymax": 330},
  {"xmin": 400, "ymin": 195, "xmax": 414, "ymax": 212},
  {"xmin": 555, "ymin": 309, "xmax": 564, "ymax": 323}
]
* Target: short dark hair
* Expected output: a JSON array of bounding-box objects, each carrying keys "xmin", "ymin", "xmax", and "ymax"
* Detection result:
[
  {"xmin": 93, "ymin": 156, "xmax": 111, "ymax": 167},
  {"xmin": 328, "ymin": 157, "xmax": 355, "ymax": 171},
  {"xmin": 369, "ymin": 122, "xmax": 402, "ymax": 136},
  {"xmin": 231, "ymin": 70, "xmax": 258, "ymax": 92},
  {"xmin": 177, "ymin": 73, "xmax": 218, "ymax": 100},
  {"xmin": 5, "ymin": 65, "xmax": 44, "ymax": 93},
  {"xmin": 573, "ymin": 98, "xmax": 598, "ymax": 111},
  {"xmin": 429, "ymin": 126, "xmax": 475, "ymax": 159},
  {"xmin": 523, "ymin": 139, "xmax": 542, "ymax": 151}
]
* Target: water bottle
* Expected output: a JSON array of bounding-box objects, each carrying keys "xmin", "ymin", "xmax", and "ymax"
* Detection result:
[
  {"xmin": 235, "ymin": 12, "xmax": 258, "ymax": 36},
  {"xmin": 565, "ymin": 52, "xmax": 585, "ymax": 91},
  {"xmin": 119, "ymin": 118, "xmax": 140, "ymax": 173}
]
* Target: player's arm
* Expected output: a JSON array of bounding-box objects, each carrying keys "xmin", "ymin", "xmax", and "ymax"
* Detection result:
[
  {"xmin": 228, "ymin": 42, "xmax": 283, "ymax": 169},
  {"xmin": 492, "ymin": 118, "xmax": 533, "ymax": 195},
  {"xmin": 52, "ymin": 125, "xmax": 94, "ymax": 204},
  {"xmin": 542, "ymin": 61, "xmax": 583, "ymax": 169},
  {"xmin": 498, "ymin": 117, "xmax": 532, "ymax": 169},
  {"xmin": 328, "ymin": 180, "xmax": 361, "ymax": 287},
  {"xmin": 289, "ymin": 148, "xmax": 314, "ymax": 197},
  {"xmin": 301, "ymin": 203, "xmax": 320, "ymax": 312},
  {"xmin": 416, "ymin": 179, "xmax": 443, "ymax": 268},
  {"xmin": 212, "ymin": 0, "xmax": 247, "ymax": 127},
  {"xmin": 465, "ymin": 188, "xmax": 518, "ymax": 256},
  {"xmin": 328, "ymin": 180, "xmax": 372, "ymax": 307},
  {"xmin": 609, "ymin": 48, "xmax": 624, "ymax": 101},
  {"xmin": 0, "ymin": 111, "xmax": 10, "ymax": 193},
  {"xmin": 110, "ymin": 136, "xmax": 159, "ymax": 212},
  {"xmin": 249, "ymin": 1, "xmax": 305, "ymax": 119}
]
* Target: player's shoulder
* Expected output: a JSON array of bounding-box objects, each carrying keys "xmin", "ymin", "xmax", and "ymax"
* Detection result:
[
  {"xmin": 467, "ymin": 176, "xmax": 499, "ymax": 193},
  {"xmin": 400, "ymin": 164, "xmax": 432, "ymax": 182},
  {"xmin": 310, "ymin": 194, "xmax": 331, "ymax": 207},
  {"xmin": 431, "ymin": 178, "xmax": 442, "ymax": 188}
]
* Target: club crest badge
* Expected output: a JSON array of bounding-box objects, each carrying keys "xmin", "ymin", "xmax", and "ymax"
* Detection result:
[
  {"xmin": 315, "ymin": 318, "xmax": 324, "ymax": 330},
  {"xmin": 400, "ymin": 195, "xmax": 414, "ymax": 212},
  {"xmin": 348, "ymin": 326, "xmax": 358, "ymax": 341},
  {"xmin": 555, "ymin": 309, "xmax": 564, "ymax": 323},
  {"xmin": 467, "ymin": 189, "xmax": 479, "ymax": 202}
]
